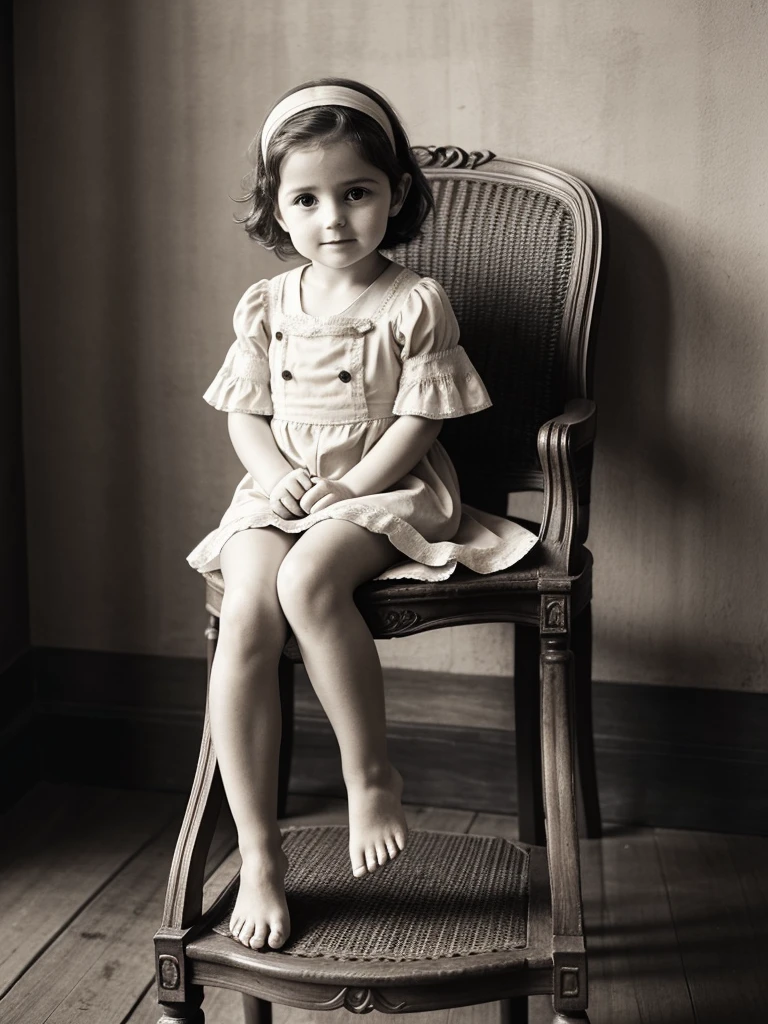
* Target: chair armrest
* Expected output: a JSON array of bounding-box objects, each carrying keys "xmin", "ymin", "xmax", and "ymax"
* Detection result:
[{"xmin": 537, "ymin": 399, "xmax": 596, "ymax": 577}]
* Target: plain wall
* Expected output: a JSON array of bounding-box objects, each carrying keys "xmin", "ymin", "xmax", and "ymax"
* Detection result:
[
  {"xmin": 13, "ymin": 0, "xmax": 768, "ymax": 691},
  {"xmin": 2, "ymin": 5, "xmax": 28, "ymax": 674}
]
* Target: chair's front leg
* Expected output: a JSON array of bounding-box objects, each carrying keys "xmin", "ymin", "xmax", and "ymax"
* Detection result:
[
  {"xmin": 158, "ymin": 986, "xmax": 205, "ymax": 1023},
  {"xmin": 539, "ymin": 591, "xmax": 588, "ymax": 1019},
  {"xmin": 153, "ymin": 617, "xmax": 225, "ymax": 1021}
]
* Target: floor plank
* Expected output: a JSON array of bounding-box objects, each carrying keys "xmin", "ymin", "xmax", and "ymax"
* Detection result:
[
  {"xmin": 580, "ymin": 827, "xmax": 696, "ymax": 1024},
  {"xmin": 404, "ymin": 805, "xmax": 476, "ymax": 831},
  {"xmin": 656, "ymin": 828, "xmax": 767, "ymax": 1023},
  {"xmin": 279, "ymin": 792, "xmax": 349, "ymax": 828},
  {"xmin": 470, "ymin": 811, "xmax": 518, "ymax": 841},
  {"xmin": 0, "ymin": 783, "xmax": 181, "ymax": 999},
  {"xmin": 0, "ymin": 802, "xmax": 236, "ymax": 1024},
  {"xmin": 281, "ymin": 793, "xmax": 478, "ymax": 834}
]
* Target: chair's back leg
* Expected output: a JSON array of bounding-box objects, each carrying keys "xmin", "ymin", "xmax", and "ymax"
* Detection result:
[
  {"xmin": 571, "ymin": 605, "xmax": 601, "ymax": 838},
  {"xmin": 500, "ymin": 995, "xmax": 529, "ymax": 1023},
  {"xmin": 243, "ymin": 994, "xmax": 272, "ymax": 1024},
  {"xmin": 515, "ymin": 624, "xmax": 546, "ymax": 845}
]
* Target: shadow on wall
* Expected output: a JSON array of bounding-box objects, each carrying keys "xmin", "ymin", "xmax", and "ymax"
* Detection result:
[{"xmin": 593, "ymin": 191, "xmax": 766, "ymax": 692}]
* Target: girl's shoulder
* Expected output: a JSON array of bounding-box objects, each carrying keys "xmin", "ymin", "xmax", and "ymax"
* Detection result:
[
  {"xmin": 386, "ymin": 267, "xmax": 457, "ymax": 333},
  {"xmin": 233, "ymin": 269, "xmax": 297, "ymax": 335},
  {"xmin": 384, "ymin": 265, "xmax": 455, "ymax": 319},
  {"xmin": 233, "ymin": 277, "xmax": 271, "ymax": 326}
]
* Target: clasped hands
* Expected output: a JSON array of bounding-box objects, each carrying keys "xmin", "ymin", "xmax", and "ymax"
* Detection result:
[{"xmin": 269, "ymin": 467, "xmax": 356, "ymax": 520}]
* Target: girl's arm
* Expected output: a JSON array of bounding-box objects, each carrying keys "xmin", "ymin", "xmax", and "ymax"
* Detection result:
[
  {"xmin": 342, "ymin": 415, "xmax": 442, "ymax": 495},
  {"xmin": 228, "ymin": 413, "xmax": 311, "ymax": 517},
  {"xmin": 301, "ymin": 416, "xmax": 442, "ymax": 512}
]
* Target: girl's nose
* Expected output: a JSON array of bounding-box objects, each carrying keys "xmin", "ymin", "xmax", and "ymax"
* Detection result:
[{"xmin": 323, "ymin": 201, "xmax": 346, "ymax": 228}]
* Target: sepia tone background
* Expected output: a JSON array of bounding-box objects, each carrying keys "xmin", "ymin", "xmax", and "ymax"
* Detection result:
[{"xmin": 4, "ymin": 0, "xmax": 768, "ymax": 699}]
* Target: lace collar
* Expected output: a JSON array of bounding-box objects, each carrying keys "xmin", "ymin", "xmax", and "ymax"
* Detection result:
[{"xmin": 272, "ymin": 261, "xmax": 416, "ymax": 337}]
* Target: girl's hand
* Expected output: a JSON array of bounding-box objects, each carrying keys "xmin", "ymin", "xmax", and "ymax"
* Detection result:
[
  {"xmin": 299, "ymin": 476, "xmax": 356, "ymax": 514},
  {"xmin": 269, "ymin": 467, "xmax": 314, "ymax": 519}
]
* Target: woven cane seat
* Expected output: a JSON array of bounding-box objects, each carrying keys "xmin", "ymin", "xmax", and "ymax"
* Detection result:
[{"xmin": 207, "ymin": 827, "xmax": 529, "ymax": 962}]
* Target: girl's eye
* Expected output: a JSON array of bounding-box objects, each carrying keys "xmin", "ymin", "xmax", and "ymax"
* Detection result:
[
  {"xmin": 346, "ymin": 187, "xmax": 369, "ymax": 201},
  {"xmin": 294, "ymin": 194, "xmax": 316, "ymax": 208}
]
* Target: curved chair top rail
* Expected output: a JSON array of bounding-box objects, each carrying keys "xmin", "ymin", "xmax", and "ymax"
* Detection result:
[{"xmin": 388, "ymin": 146, "xmax": 604, "ymax": 507}]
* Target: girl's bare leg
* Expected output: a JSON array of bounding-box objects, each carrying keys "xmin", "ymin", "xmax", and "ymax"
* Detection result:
[
  {"xmin": 276, "ymin": 520, "xmax": 406, "ymax": 877},
  {"xmin": 212, "ymin": 526, "xmax": 296, "ymax": 950}
]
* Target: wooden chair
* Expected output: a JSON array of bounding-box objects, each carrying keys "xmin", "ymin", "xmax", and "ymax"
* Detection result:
[{"xmin": 154, "ymin": 148, "xmax": 604, "ymax": 1024}]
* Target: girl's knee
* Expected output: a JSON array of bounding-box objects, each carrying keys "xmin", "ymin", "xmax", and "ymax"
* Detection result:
[
  {"xmin": 219, "ymin": 587, "xmax": 288, "ymax": 657},
  {"xmin": 276, "ymin": 551, "xmax": 349, "ymax": 625}
]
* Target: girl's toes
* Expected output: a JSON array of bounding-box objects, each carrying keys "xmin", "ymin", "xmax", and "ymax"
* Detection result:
[
  {"xmin": 229, "ymin": 916, "xmax": 242, "ymax": 938},
  {"xmin": 238, "ymin": 920, "xmax": 256, "ymax": 947},
  {"xmin": 375, "ymin": 842, "xmax": 388, "ymax": 866},
  {"xmin": 394, "ymin": 829, "xmax": 407, "ymax": 851},
  {"xmin": 366, "ymin": 848, "xmax": 379, "ymax": 872},
  {"xmin": 351, "ymin": 846, "xmax": 367, "ymax": 876},
  {"xmin": 249, "ymin": 928, "xmax": 268, "ymax": 950},
  {"xmin": 268, "ymin": 925, "xmax": 287, "ymax": 949},
  {"xmin": 386, "ymin": 838, "xmax": 399, "ymax": 859}
]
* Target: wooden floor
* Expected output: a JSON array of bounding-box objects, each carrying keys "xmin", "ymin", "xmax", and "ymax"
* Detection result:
[{"xmin": 1, "ymin": 784, "xmax": 765, "ymax": 1024}]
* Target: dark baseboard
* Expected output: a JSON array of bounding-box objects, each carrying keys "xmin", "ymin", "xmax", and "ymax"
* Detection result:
[
  {"xmin": 0, "ymin": 649, "xmax": 40, "ymax": 808},
  {"xmin": 8, "ymin": 647, "xmax": 768, "ymax": 835}
]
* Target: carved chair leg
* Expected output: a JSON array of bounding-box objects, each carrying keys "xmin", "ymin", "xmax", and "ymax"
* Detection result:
[
  {"xmin": 277, "ymin": 654, "xmax": 294, "ymax": 819},
  {"xmin": 540, "ymin": 608, "xmax": 588, "ymax": 1018},
  {"xmin": 500, "ymin": 995, "xmax": 529, "ymax": 1023},
  {"xmin": 514, "ymin": 624, "xmax": 546, "ymax": 845},
  {"xmin": 571, "ymin": 605, "xmax": 601, "ymax": 839},
  {"xmin": 158, "ymin": 988, "xmax": 205, "ymax": 1023},
  {"xmin": 243, "ymin": 994, "xmax": 272, "ymax": 1024}
]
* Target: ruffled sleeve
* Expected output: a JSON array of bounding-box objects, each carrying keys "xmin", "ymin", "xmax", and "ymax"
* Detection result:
[
  {"xmin": 203, "ymin": 280, "xmax": 273, "ymax": 415},
  {"xmin": 392, "ymin": 278, "xmax": 492, "ymax": 419}
]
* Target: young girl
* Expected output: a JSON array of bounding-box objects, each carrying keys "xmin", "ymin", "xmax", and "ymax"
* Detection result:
[{"xmin": 188, "ymin": 78, "xmax": 537, "ymax": 953}]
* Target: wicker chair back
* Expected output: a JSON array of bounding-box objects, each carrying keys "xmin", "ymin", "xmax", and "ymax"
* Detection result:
[{"xmin": 388, "ymin": 150, "xmax": 601, "ymax": 513}]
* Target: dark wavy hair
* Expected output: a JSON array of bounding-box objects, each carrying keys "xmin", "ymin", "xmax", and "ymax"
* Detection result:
[{"xmin": 235, "ymin": 78, "xmax": 434, "ymax": 260}]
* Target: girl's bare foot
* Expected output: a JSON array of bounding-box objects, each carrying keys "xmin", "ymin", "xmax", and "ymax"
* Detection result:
[
  {"xmin": 347, "ymin": 764, "xmax": 408, "ymax": 877},
  {"xmin": 229, "ymin": 843, "xmax": 290, "ymax": 950}
]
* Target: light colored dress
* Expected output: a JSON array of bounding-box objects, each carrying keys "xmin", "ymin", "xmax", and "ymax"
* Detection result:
[{"xmin": 187, "ymin": 260, "xmax": 537, "ymax": 581}]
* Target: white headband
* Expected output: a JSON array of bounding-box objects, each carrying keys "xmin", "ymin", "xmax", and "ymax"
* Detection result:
[{"xmin": 261, "ymin": 85, "xmax": 397, "ymax": 161}]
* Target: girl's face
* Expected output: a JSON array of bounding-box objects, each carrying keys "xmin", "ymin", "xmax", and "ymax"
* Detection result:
[{"xmin": 274, "ymin": 141, "xmax": 411, "ymax": 272}]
